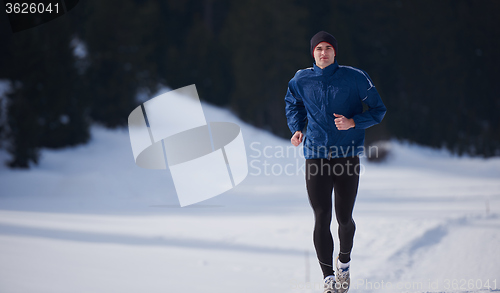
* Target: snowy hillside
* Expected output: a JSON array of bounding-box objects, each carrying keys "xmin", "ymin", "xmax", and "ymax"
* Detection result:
[{"xmin": 0, "ymin": 97, "xmax": 499, "ymax": 293}]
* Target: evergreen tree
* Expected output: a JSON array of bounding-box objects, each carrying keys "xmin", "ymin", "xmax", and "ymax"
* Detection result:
[
  {"xmin": 222, "ymin": 0, "xmax": 309, "ymax": 136},
  {"xmin": 5, "ymin": 15, "xmax": 89, "ymax": 168},
  {"xmin": 155, "ymin": 0, "xmax": 232, "ymax": 106},
  {"xmin": 82, "ymin": 0, "xmax": 160, "ymax": 127}
]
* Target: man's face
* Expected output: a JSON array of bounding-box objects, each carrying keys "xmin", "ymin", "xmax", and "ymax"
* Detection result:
[{"xmin": 313, "ymin": 42, "xmax": 335, "ymax": 69}]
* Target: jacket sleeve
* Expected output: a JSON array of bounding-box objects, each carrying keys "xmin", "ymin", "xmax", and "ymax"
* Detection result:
[
  {"xmin": 351, "ymin": 70, "xmax": 387, "ymax": 129},
  {"xmin": 284, "ymin": 79, "xmax": 307, "ymax": 134}
]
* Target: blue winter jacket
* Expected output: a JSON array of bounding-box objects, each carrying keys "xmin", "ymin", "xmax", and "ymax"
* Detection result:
[{"xmin": 285, "ymin": 60, "xmax": 386, "ymax": 159}]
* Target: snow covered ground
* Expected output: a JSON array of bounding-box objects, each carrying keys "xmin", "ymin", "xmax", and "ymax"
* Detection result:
[{"xmin": 1, "ymin": 99, "xmax": 499, "ymax": 293}]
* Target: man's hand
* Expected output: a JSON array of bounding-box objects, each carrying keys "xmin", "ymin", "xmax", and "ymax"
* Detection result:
[
  {"xmin": 291, "ymin": 131, "xmax": 303, "ymax": 146},
  {"xmin": 334, "ymin": 113, "xmax": 355, "ymax": 130}
]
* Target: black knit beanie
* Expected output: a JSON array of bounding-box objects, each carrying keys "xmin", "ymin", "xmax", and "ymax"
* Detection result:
[{"xmin": 310, "ymin": 31, "xmax": 338, "ymax": 57}]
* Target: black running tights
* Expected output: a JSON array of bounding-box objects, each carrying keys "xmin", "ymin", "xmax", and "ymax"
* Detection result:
[{"xmin": 305, "ymin": 157, "xmax": 360, "ymax": 277}]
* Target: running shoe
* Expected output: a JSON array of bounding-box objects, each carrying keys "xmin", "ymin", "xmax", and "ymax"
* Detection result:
[
  {"xmin": 335, "ymin": 256, "xmax": 350, "ymax": 293},
  {"xmin": 323, "ymin": 275, "xmax": 336, "ymax": 293}
]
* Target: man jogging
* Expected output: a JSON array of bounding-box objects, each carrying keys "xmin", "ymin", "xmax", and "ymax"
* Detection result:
[{"xmin": 285, "ymin": 31, "xmax": 386, "ymax": 293}]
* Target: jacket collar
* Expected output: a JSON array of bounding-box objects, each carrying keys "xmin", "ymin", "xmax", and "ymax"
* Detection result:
[{"xmin": 313, "ymin": 59, "xmax": 339, "ymax": 76}]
